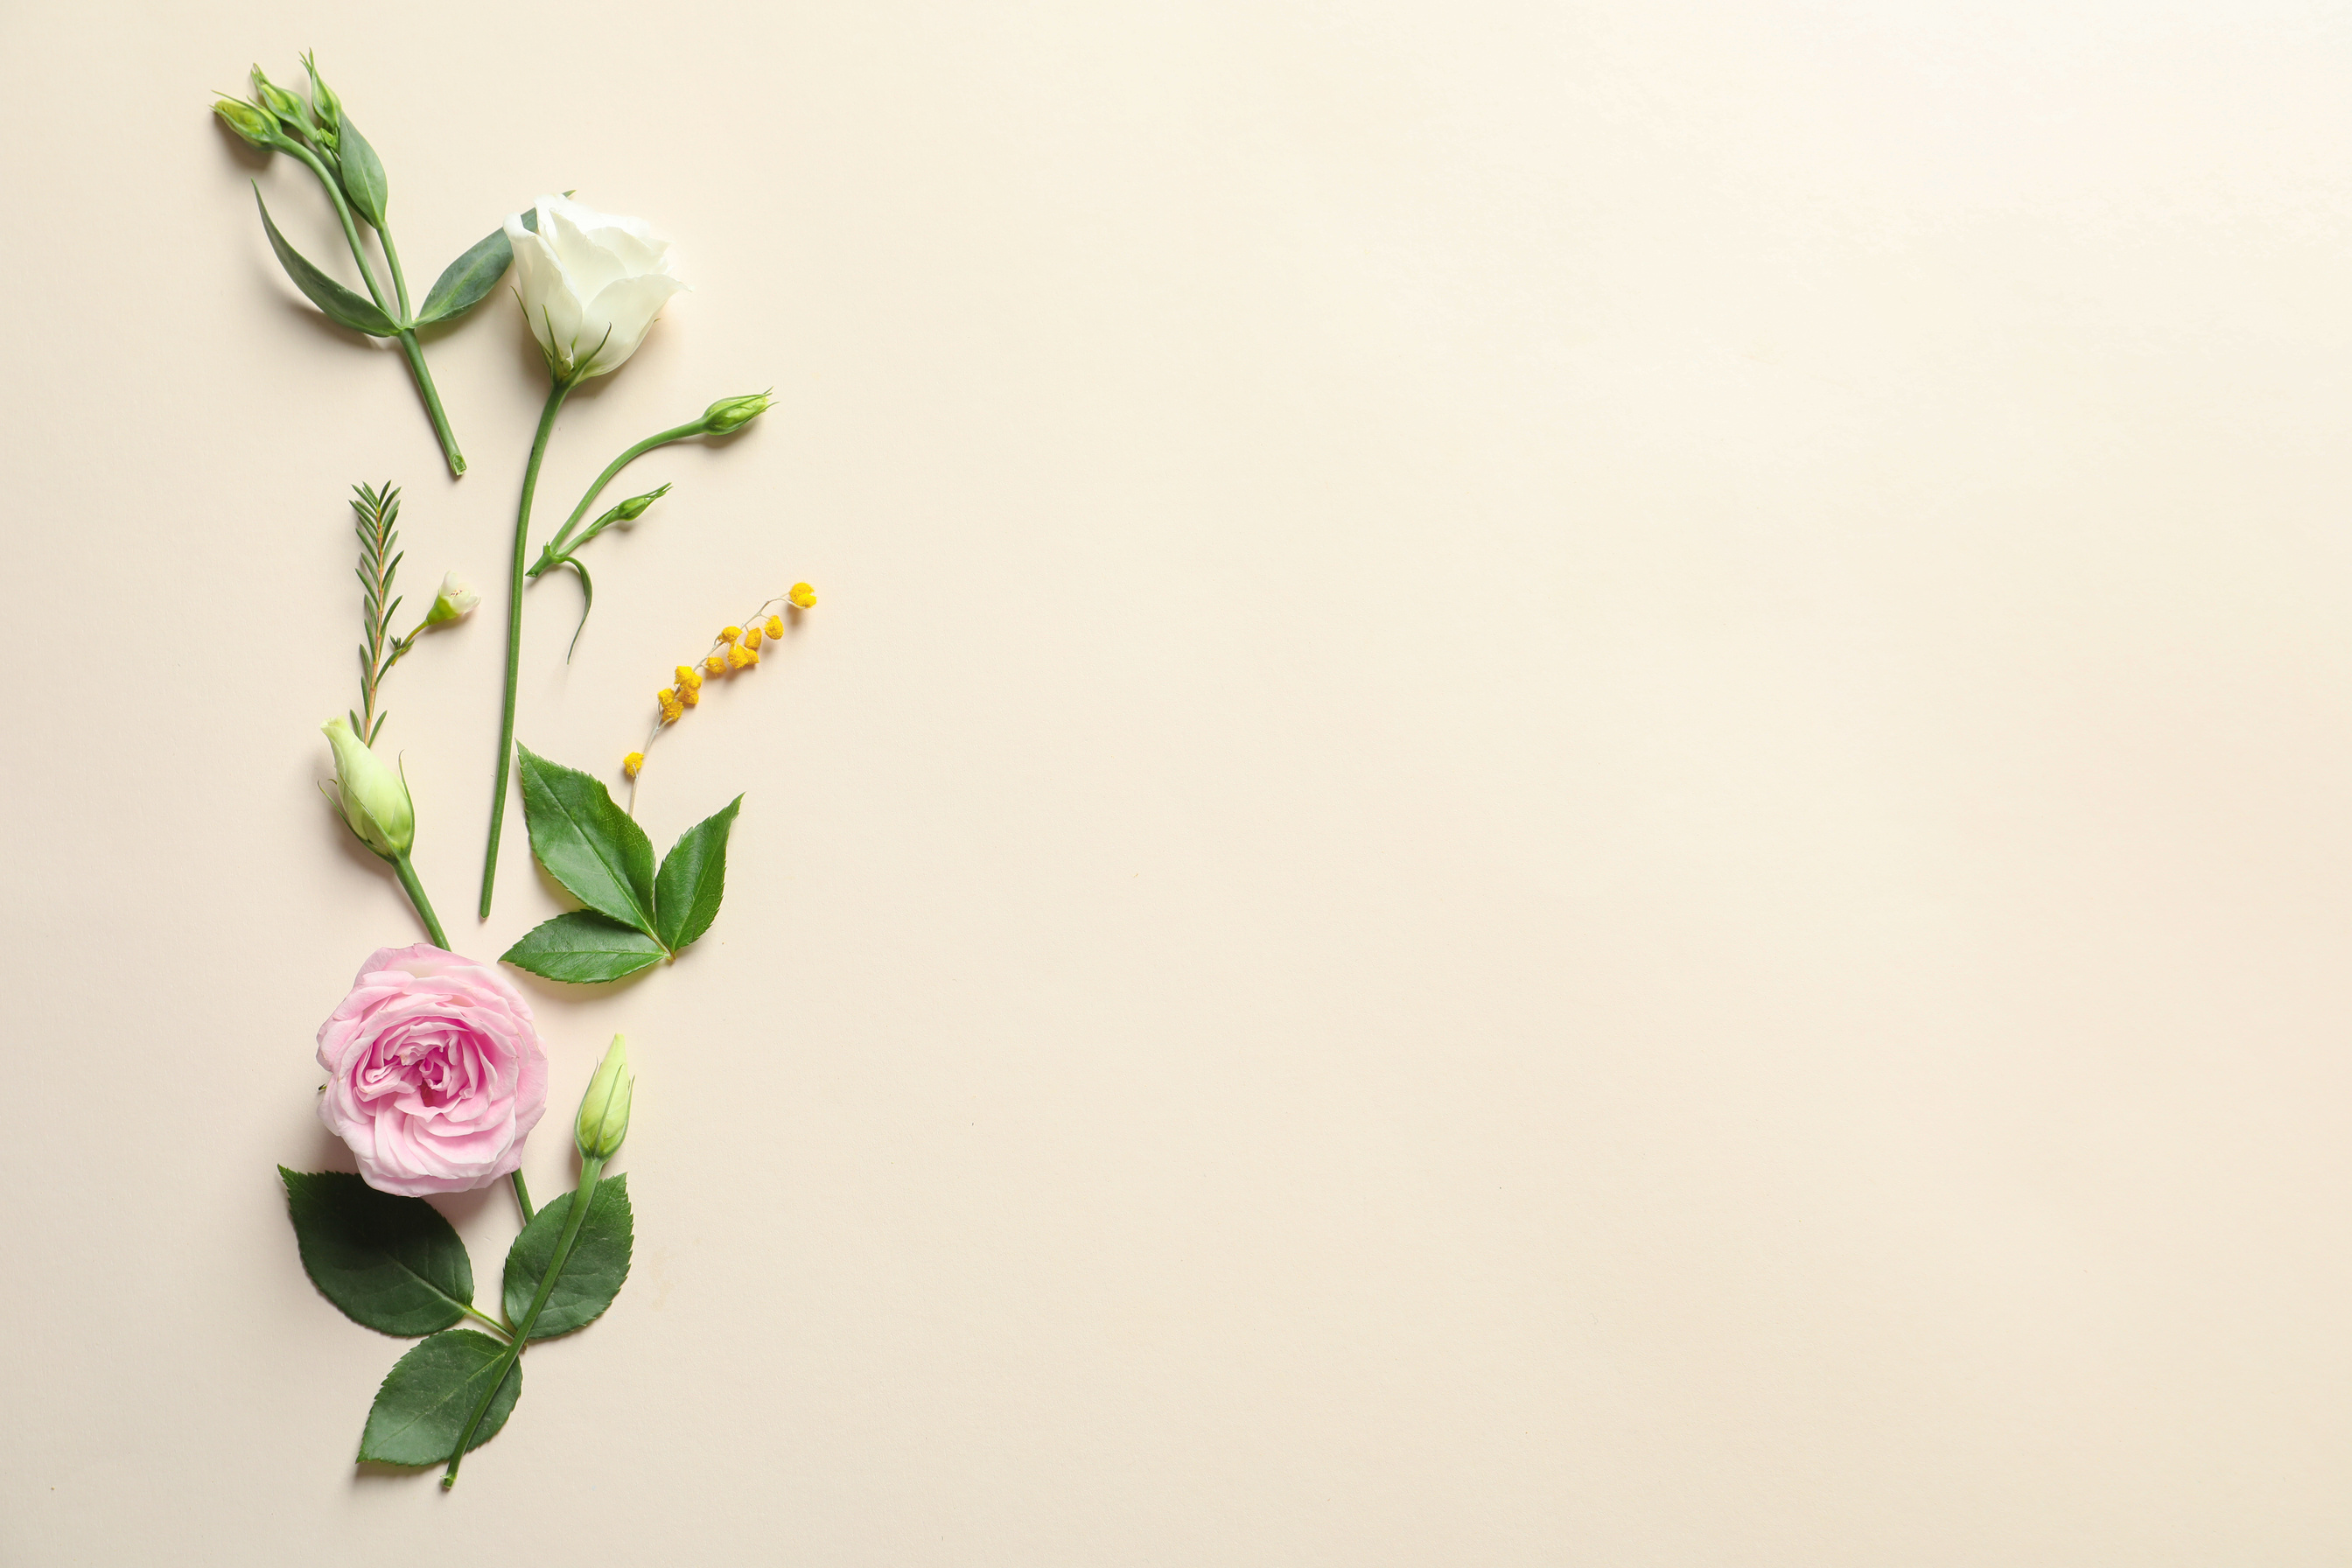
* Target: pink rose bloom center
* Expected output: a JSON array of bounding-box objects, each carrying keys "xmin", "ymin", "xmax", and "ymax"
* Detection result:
[{"xmin": 317, "ymin": 944, "xmax": 550, "ymax": 1196}]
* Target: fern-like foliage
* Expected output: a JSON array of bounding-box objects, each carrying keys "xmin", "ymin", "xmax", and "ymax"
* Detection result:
[{"xmin": 351, "ymin": 481, "xmax": 404, "ymax": 745}]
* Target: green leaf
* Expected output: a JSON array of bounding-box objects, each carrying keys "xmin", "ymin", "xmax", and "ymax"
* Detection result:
[
  {"xmin": 357, "ymin": 1330, "xmax": 521, "ymax": 1466},
  {"xmin": 280, "ymin": 1168, "xmax": 475, "ymax": 1336},
  {"xmin": 515, "ymin": 745, "xmax": 660, "ymax": 936},
  {"xmin": 337, "ymin": 116, "xmax": 388, "ymax": 228},
  {"xmin": 415, "ymin": 224, "xmax": 513, "ymax": 326},
  {"xmin": 500, "ymin": 1174, "xmax": 634, "ymax": 1339},
  {"xmin": 654, "ymin": 795, "xmax": 743, "ymax": 954},
  {"xmin": 500, "ymin": 911, "xmax": 664, "ymax": 984},
  {"xmin": 252, "ymin": 186, "xmax": 397, "ymax": 336}
]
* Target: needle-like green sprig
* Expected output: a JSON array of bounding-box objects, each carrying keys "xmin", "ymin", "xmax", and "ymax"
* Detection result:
[{"xmin": 349, "ymin": 481, "xmax": 409, "ymax": 746}]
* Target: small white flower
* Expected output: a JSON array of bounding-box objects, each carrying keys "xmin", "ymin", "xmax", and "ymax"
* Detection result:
[
  {"xmin": 505, "ymin": 194, "xmax": 688, "ymax": 382},
  {"xmin": 425, "ymin": 570, "xmax": 480, "ymax": 626}
]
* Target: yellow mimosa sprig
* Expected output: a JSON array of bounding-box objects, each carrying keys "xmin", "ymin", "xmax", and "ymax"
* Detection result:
[{"xmin": 622, "ymin": 584, "xmax": 818, "ymax": 807}]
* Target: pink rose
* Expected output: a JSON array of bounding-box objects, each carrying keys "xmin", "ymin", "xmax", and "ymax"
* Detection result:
[{"xmin": 316, "ymin": 944, "xmax": 550, "ymax": 1196}]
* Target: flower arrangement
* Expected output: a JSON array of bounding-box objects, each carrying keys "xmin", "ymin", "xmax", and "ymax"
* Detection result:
[{"xmin": 220, "ymin": 56, "xmax": 822, "ymax": 1487}]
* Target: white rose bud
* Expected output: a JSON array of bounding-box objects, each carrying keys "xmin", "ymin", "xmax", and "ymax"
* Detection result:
[
  {"xmin": 424, "ymin": 570, "xmax": 480, "ymax": 626},
  {"xmin": 321, "ymin": 717, "xmax": 416, "ymax": 860},
  {"xmin": 575, "ymin": 1036, "xmax": 634, "ymax": 1160},
  {"xmin": 505, "ymin": 195, "xmax": 688, "ymax": 383}
]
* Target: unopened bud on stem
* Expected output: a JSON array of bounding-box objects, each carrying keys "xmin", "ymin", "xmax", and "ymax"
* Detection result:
[
  {"xmin": 576, "ymin": 1036, "xmax": 634, "ymax": 1160},
  {"xmin": 701, "ymin": 392, "xmax": 773, "ymax": 436},
  {"xmin": 214, "ymin": 96, "xmax": 280, "ymax": 149},
  {"xmin": 321, "ymin": 716, "xmax": 415, "ymax": 860},
  {"xmin": 300, "ymin": 51, "xmax": 343, "ymax": 138},
  {"xmin": 249, "ymin": 66, "xmax": 316, "ymax": 138}
]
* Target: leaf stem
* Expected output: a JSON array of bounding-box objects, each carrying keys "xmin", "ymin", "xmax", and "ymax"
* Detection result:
[
  {"xmin": 480, "ymin": 377, "xmax": 574, "ymax": 917},
  {"xmin": 509, "ymin": 1171, "xmax": 535, "ymax": 1226},
  {"xmin": 393, "ymin": 854, "xmax": 450, "ymax": 948},
  {"xmin": 459, "ymin": 1303, "xmax": 512, "ymax": 1338},
  {"xmin": 442, "ymin": 1155, "xmax": 605, "ymax": 1488}
]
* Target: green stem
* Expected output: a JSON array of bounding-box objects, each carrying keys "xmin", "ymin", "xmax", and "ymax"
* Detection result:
[
  {"xmin": 375, "ymin": 228, "xmax": 468, "ymax": 476},
  {"xmin": 480, "ymin": 377, "xmax": 573, "ymax": 917},
  {"xmin": 443, "ymin": 1154, "xmax": 605, "ymax": 1488},
  {"xmin": 509, "ymin": 1171, "xmax": 535, "ymax": 1226},
  {"xmin": 393, "ymin": 853, "xmax": 450, "ymax": 949},
  {"xmin": 528, "ymin": 421, "xmax": 705, "ymax": 575},
  {"xmin": 276, "ymin": 138, "xmax": 391, "ymax": 315},
  {"xmin": 379, "ymin": 224, "xmax": 415, "ymax": 322},
  {"xmin": 396, "ymin": 329, "xmax": 466, "ymax": 477}
]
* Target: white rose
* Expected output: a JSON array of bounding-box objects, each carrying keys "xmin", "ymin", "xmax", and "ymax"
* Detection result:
[{"xmin": 505, "ymin": 194, "xmax": 688, "ymax": 382}]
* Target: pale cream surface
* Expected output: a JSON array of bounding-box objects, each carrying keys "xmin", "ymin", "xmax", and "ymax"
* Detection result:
[{"xmin": 4, "ymin": 0, "xmax": 2349, "ymax": 1561}]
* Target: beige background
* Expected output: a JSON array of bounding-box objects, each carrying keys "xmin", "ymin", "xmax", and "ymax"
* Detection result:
[{"xmin": 4, "ymin": 0, "xmax": 2349, "ymax": 1560}]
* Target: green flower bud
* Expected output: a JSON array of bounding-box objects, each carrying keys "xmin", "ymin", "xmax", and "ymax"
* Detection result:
[
  {"xmin": 612, "ymin": 483, "xmax": 670, "ymax": 523},
  {"xmin": 701, "ymin": 392, "xmax": 773, "ymax": 436},
  {"xmin": 423, "ymin": 570, "xmax": 480, "ymax": 626},
  {"xmin": 300, "ymin": 51, "xmax": 343, "ymax": 137},
  {"xmin": 321, "ymin": 716, "xmax": 416, "ymax": 860},
  {"xmin": 576, "ymin": 1036, "xmax": 634, "ymax": 1160},
  {"xmin": 249, "ymin": 66, "xmax": 315, "ymax": 136},
  {"xmin": 214, "ymin": 96, "xmax": 280, "ymax": 149}
]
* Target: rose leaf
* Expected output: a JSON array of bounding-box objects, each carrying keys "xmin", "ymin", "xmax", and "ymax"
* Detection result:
[
  {"xmin": 500, "ymin": 911, "xmax": 665, "ymax": 984},
  {"xmin": 514, "ymin": 745, "xmax": 659, "ymax": 937},
  {"xmin": 500, "ymin": 1174, "xmax": 633, "ymax": 1339},
  {"xmin": 357, "ymin": 1331, "xmax": 521, "ymax": 1466},
  {"xmin": 280, "ymin": 1168, "xmax": 474, "ymax": 1337},
  {"xmin": 653, "ymin": 794, "xmax": 742, "ymax": 955}
]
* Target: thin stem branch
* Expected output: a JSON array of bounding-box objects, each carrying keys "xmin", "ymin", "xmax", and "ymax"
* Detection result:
[
  {"xmin": 480, "ymin": 378, "xmax": 574, "ymax": 917},
  {"xmin": 379, "ymin": 224, "xmax": 415, "ymax": 322},
  {"xmin": 509, "ymin": 1171, "xmax": 535, "ymax": 1227},
  {"xmin": 443, "ymin": 1155, "xmax": 606, "ymax": 1488},
  {"xmin": 528, "ymin": 421, "xmax": 706, "ymax": 575}
]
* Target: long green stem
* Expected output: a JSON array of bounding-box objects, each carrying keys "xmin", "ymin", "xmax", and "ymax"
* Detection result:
[
  {"xmin": 509, "ymin": 1171, "xmax": 535, "ymax": 1226},
  {"xmin": 443, "ymin": 1155, "xmax": 605, "ymax": 1488},
  {"xmin": 528, "ymin": 420, "xmax": 706, "ymax": 576},
  {"xmin": 480, "ymin": 378, "xmax": 573, "ymax": 917},
  {"xmin": 393, "ymin": 853, "xmax": 450, "ymax": 948}
]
